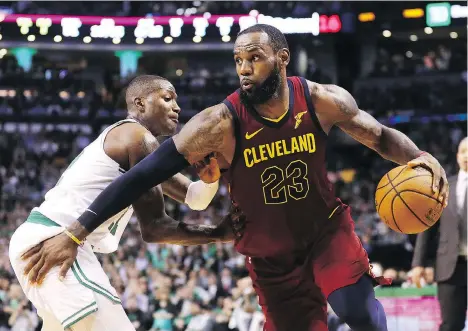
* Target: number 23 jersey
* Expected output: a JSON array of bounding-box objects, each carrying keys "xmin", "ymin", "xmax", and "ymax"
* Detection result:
[{"xmin": 223, "ymin": 77, "xmax": 343, "ymax": 258}]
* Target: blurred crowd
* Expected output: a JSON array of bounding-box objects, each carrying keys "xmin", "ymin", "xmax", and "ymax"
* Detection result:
[
  {"xmin": 0, "ymin": 2, "xmax": 465, "ymax": 328},
  {"xmin": 0, "ymin": 116, "xmax": 464, "ymax": 330}
]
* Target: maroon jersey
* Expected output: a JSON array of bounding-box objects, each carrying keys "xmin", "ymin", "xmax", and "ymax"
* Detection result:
[{"xmin": 223, "ymin": 76, "xmax": 342, "ymax": 258}]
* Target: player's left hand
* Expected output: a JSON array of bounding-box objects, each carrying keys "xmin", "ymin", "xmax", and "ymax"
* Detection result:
[
  {"xmin": 21, "ymin": 232, "xmax": 78, "ymax": 286},
  {"xmin": 408, "ymin": 152, "xmax": 449, "ymax": 207},
  {"xmin": 194, "ymin": 153, "xmax": 221, "ymax": 184}
]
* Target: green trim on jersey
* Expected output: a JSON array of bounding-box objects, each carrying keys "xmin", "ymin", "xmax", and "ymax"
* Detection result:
[{"xmin": 61, "ymin": 301, "xmax": 98, "ymax": 329}]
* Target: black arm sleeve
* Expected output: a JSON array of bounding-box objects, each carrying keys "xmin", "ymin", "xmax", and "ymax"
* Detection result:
[{"xmin": 78, "ymin": 138, "xmax": 190, "ymax": 232}]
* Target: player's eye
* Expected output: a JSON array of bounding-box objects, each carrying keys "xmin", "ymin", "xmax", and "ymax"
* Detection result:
[
  {"xmin": 164, "ymin": 97, "xmax": 172, "ymax": 102},
  {"xmin": 235, "ymin": 57, "xmax": 242, "ymax": 64},
  {"xmin": 252, "ymin": 55, "xmax": 260, "ymax": 61}
]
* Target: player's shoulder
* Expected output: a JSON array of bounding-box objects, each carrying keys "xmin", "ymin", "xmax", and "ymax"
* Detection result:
[
  {"xmin": 108, "ymin": 121, "xmax": 149, "ymax": 146},
  {"xmin": 105, "ymin": 121, "xmax": 155, "ymax": 168}
]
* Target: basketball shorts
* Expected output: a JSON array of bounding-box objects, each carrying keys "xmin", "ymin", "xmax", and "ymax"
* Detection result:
[
  {"xmin": 9, "ymin": 211, "xmax": 135, "ymax": 331},
  {"xmin": 246, "ymin": 205, "xmax": 374, "ymax": 331}
]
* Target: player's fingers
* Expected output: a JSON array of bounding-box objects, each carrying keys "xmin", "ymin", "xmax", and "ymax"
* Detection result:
[
  {"xmin": 23, "ymin": 252, "xmax": 43, "ymax": 276},
  {"xmin": 28, "ymin": 254, "xmax": 46, "ymax": 285},
  {"xmin": 37, "ymin": 255, "xmax": 66, "ymax": 285},
  {"xmin": 407, "ymin": 159, "xmax": 423, "ymax": 168},
  {"xmin": 58, "ymin": 259, "xmax": 74, "ymax": 282},
  {"xmin": 21, "ymin": 244, "xmax": 42, "ymax": 260},
  {"xmin": 431, "ymin": 167, "xmax": 441, "ymax": 194}
]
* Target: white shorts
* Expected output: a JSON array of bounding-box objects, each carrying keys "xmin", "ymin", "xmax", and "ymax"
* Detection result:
[{"xmin": 9, "ymin": 212, "xmax": 135, "ymax": 331}]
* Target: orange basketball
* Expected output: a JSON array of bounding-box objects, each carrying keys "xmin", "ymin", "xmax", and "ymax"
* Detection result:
[{"xmin": 375, "ymin": 165, "xmax": 444, "ymax": 234}]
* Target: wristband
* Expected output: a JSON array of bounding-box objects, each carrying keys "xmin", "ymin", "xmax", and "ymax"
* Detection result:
[
  {"xmin": 185, "ymin": 180, "xmax": 219, "ymax": 210},
  {"xmin": 63, "ymin": 229, "xmax": 85, "ymax": 247}
]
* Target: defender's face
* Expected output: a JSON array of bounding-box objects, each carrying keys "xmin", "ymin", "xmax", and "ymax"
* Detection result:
[
  {"xmin": 234, "ymin": 32, "xmax": 282, "ymax": 105},
  {"xmin": 144, "ymin": 81, "xmax": 180, "ymax": 136}
]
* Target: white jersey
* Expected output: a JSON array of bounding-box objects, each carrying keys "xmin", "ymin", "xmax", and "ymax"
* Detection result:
[{"xmin": 36, "ymin": 119, "xmax": 137, "ymax": 253}]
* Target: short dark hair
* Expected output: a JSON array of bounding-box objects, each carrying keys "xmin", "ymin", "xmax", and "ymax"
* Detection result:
[
  {"xmin": 125, "ymin": 75, "xmax": 168, "ymax": 106},
  {"xmin": 237, "ymin": 24, "xmax": 288, "ymax": 53}
]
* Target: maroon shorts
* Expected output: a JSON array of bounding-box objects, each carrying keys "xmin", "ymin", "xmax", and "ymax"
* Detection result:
[{"xmin": 246, "ymin": 206, "xmax": 372, "ymax": 331}]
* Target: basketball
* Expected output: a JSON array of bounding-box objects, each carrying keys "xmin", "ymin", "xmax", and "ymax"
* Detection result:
[{"xmin": 375, "ymin": 165, "xmax": 444, "ymax": 234}]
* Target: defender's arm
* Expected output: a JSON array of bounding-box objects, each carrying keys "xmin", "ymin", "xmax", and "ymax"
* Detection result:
[{"xmin": 71, "ymin": 103, "xmax": 233, "ymax": 239}]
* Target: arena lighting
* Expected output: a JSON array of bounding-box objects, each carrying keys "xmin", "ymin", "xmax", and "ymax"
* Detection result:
[
  {"xmin": 426, "ymin": 3, "xmax": 451, "ymax": 27},
  {"xmin": 134, "ymin": 18, "xmax": 163, "ymax": 38},
  {"xmin": 193, "ymin": 17, "xmax": 208, "ymax": 36},
  {"xmin": 358, "ymin": 12, "xmax": 375, "ymax": 22},
  {"xmin": 135, "ymin": 37, "xmax": 144, "ymax": 44},
  {"xmin": 0, "ymin": 34, "xmax": 2, "ymax": 41},
  {"xmin": 1, "ymin": 13, "xmax": 340, "ymax": 36},
  {"xmin": 406, "ymin": 51, "xmax": 413, "ymax": 58},
  {"xmin": 90, "ymin": 19, "xmax": 125, "ymax": 39},
  {"xmin": 424, "ymin": 27, "xmax": 433, "ymax": 34},
  {"xmin": 169, "ymin": 17, "xmax": 183, "ymax": 37},
  {"xmin": 192, "ymin": 35, "xmax": 201, "ymax": 43},
  {"xmin": 451, "ymin": 4, "xmax": 468, "ymax": 18},
  {"xmin": 410, "ymin": 34, "xmax": 418, "ymax": 41},
  {"xmin": 61, "ymin": 17, "xmax": 81, "ymax": 37},
  {"xmin": 27, "ymin": 34, "xmax": 35, "ymax": 41},
  {"xmin": 382, "ymin": 30, "xmax": 391, "ymax": 37},
  {"xmin": 112, "ymin": 37, "xmax": 121, "ymax": 44},
  {"xmin": 16, "ymin": 17, "xmax": 32, "ymax": 34},
  {"xmin": 450, "ymin": 31, "xmax": 458, "ymax": 38},
  {"xmin": 402, "ymin": 8, "xmax": 424, "ymax": 19},
  {"xmin": 53, "ymin": 35, "xmax": 62, "ymax": 42},
  {"xmin": 222, "ymin": 35, "xmax": 231, "ymax": 42},
  {"xmin": 164, "ymin": 36, "xmax": 173, "ymax": 43},
  {"xmin": 83, "ymin": 36, "xmax": 91, "ymax": 43},
  {"xmin": 36, "ymin": 17, "xmax": 51, "ymax": 35}
]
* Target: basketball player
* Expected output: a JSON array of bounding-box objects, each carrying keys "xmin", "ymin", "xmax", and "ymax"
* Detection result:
[
  {"xmin": 23, "ymin": 25, "xmax": 448, "ymax": 331},
  {"xmin": 9, "ymin": 75, "xmax": 243, "ymax": 331}
]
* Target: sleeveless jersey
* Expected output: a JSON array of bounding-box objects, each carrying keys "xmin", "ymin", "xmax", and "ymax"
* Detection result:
[
  {"xmin": 223, "ymin": 77, "xmax": 342, "ymax": 258},
  {"xmin": 36, "ymin": 119, "xmax": 136, "ymax": 254}
]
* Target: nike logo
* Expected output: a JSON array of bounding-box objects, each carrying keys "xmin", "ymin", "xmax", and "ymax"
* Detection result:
[
  {"xmin": 294, "ymin": 111, "xmax": 308, "ymax": 129},
  {"xmin": 245, "ymin": 127, "xmax": 264, "ymax": 140}
]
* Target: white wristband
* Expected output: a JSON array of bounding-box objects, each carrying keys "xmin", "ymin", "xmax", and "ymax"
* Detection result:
[{"xmin": 184, "ymin": 180, "xmax": 219, "ymax": 210}]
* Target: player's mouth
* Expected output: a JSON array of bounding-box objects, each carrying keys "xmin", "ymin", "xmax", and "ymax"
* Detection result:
[
  {"xmin": 241, "ymin": 80, "xmax": 254, "ymax": 91},
  {"xmin": 169, "ymin": 116, "xmax": 179, "ymax": 124}
]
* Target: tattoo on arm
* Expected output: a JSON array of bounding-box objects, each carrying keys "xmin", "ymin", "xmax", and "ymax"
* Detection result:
[
  {"xmin": 321, "ymin": 84, "xmax": 421, "ymax": 165},
  {"xmin": 173, "ymin": 103, "xmax": 233, "ymax": 164}
]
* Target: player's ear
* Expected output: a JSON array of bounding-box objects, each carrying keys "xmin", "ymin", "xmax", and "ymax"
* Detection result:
[
  {"xmin": 278, "ymin": 49, "xmax": 290, "ymax": 67},
  {"xmin": 134, "ymin": 97, "xmax": 144, "ymax": 112}
]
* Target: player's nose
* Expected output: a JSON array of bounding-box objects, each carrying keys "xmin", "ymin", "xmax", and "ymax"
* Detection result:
[
  {"xmin": 172, "ymin": 102, "xmax": 181, "ymax": 114},
  {"xmin": 239, "ymin": 61, "xmax": 253, "ymax": 76}
]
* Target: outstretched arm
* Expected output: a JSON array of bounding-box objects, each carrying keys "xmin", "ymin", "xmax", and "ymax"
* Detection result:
[
  {"xmin": 72, "ymin": 103, "xmax": 233, "ymax": 240},
  {"xmin": 310, "ymin": 82, "xmax": 448, "ymax": 205}
]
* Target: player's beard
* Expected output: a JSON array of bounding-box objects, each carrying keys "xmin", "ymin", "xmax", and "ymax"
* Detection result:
[{"xmin": 239, "ymin": 64, "xmax": 282, "ymax": 107}]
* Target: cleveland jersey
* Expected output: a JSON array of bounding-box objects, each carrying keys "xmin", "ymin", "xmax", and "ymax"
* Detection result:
[{"xmin": 223, "ymin": 77, "xmax": 342, "ymax": 258}]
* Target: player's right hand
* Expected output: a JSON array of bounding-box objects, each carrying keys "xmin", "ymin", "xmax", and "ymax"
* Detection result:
[
  {"xmin": 410, "ymin": 266, "xmax": 425, "ymax": 288},
  {"xmin": 21, "ymin": 232, "xmax": 78, "ymax": 286}
]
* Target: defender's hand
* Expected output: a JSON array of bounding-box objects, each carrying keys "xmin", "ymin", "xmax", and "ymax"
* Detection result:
[
  {"xmin": 21, "ymin": 232, "xmax": 79, "ymax": 285},
  {"xmin": 408, "ymin": 152, "xmax": 449, "ymax": 207},
  {"xmin": 194, "ymin": 154, "xmax": 221, "ymax": 184},
  {"xmin": 219, "ymin": 203, "xmax": 246, "ymax": 241}
]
